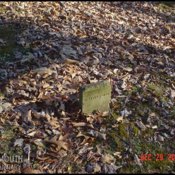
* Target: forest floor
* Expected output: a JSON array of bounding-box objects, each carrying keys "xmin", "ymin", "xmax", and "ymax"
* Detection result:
[{"xmin": 0, "ymin": 2, "xmax": 175, "ymax": 173}]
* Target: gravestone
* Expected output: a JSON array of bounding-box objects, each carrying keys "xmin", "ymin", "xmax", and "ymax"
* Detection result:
[{"xmin": 79, "ymin": 80, "xmax": 112, "ymax": 115}]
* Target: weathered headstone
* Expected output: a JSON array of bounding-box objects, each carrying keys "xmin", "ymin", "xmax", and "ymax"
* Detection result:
[{"xmin": 79, "ymin": 80, "xmax": 112, "ymax": 115}]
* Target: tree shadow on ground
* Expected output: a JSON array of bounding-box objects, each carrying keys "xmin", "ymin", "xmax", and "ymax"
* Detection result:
[
  {"xmin": 0, "ymin": 9, "xmax": 174, "ymax": 88},
  {"xmin": 0, "ymin": 2, "xmax": 174, "ymax": 107}
]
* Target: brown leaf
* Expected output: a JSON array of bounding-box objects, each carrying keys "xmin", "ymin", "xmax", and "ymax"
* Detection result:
[
  {"xmin": 72, "ymin": 122, "xmax": 87, "ymax": 127},
  {"xmin": 101, "ymin": 154, "xmax": 115, "ymax": 164}
]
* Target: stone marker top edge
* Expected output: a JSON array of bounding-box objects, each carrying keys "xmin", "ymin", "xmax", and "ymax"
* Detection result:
[{"xmin": 80, "ymin": 80, "xmax": 112, "ymax": 92}]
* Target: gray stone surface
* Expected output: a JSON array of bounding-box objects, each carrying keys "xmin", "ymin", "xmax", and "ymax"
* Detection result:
[{"xmin": 79, "ymin": 80, "xmax": 111, "ymax": 115}]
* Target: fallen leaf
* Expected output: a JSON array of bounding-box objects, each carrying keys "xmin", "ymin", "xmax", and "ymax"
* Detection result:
[
  {"xmin": 72, "ymin": 122, "xmax": 87, "ymax": 127},
  {"xmin": 101, "ymin": 154, "xmax": 115, "ymax": 164}
]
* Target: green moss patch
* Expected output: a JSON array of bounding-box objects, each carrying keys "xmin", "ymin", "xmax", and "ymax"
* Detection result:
[{"xmin": 0, "ymin": 125, "xmax": 23, "ymax": 156}]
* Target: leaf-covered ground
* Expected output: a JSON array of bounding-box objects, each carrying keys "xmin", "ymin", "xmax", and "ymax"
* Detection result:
[{"xmin": 0, "ymin": 2, "xmax": 175, "ymax": 173}]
